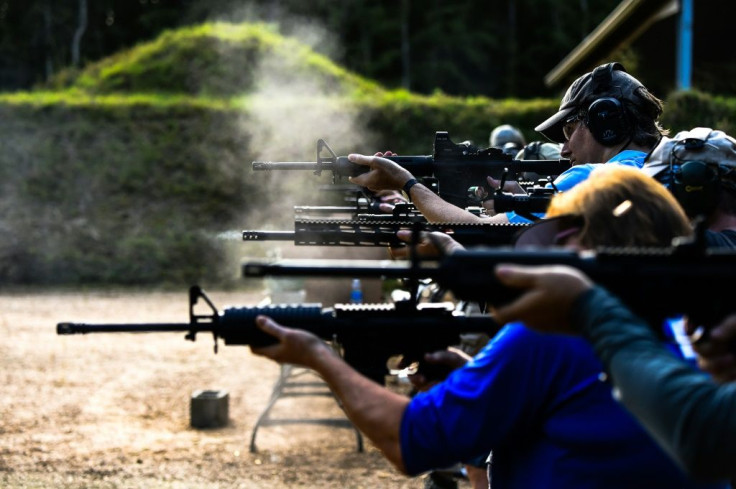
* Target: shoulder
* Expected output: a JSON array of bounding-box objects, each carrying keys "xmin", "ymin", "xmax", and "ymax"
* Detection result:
[
  {"xmin": 607, "ymin": 150, "xmax": 647, "ymax": 167},
  {"xmin": 470, "ymin": 322, "xmax": 592, "ymax": 369},
  {"xmin": 553, "ymin": 164, "xmax": 600, "ymax": 191}
]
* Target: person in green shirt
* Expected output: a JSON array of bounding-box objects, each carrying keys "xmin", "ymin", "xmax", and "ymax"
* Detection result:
[{"xmin": 491, "ymin": 263, "xmax": 736, "ymax": 481}]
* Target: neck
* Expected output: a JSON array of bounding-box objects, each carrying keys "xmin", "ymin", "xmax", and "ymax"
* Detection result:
[
  {"xmin": 602, "ymin": 141, "xmax": 650, "ymax": 162},
  {"xmin": 620, "ymin": 141, "xmax": 651, "ymax": 154}
]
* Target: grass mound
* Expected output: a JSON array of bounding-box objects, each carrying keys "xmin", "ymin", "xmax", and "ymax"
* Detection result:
[{"xmin": 49, "ymin": 22, "xmax": 382, "ymax": 99}]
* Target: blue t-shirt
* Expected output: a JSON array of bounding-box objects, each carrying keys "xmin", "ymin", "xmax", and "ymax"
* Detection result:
[
  {"xmin": 506, "ymin": 150, "xmax": 647, "ymax": 224},
  {"xmin": 399, "ymin": 323, "xmax": 725, "ymax": 489}
]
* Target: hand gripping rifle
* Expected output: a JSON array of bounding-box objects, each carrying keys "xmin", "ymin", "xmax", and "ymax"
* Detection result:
[
  {"xmin": 242, "ymin": 219, "xmax": 529, "ymax": 247},
  {"xmin": 242, "ymin": 240, "xmax": 736, "ymax": 331},
  {"xmin": 57, "ymin": 286, "xmax": 501, "ymax": 383},
  {"xmin": 252, "ymin": 132, "xmax": 571, "ymax": 208}
]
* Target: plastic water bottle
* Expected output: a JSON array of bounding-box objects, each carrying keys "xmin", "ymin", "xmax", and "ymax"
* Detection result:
[{"xmin": 350, "ymin": 278, "xmax": 363, "ymax": 304}]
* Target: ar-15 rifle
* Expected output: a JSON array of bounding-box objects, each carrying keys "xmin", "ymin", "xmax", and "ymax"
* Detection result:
[
  {"xmin": 295, "ymin": 203, "xmax": 488, "ymax": 221},
  {"xmin": 252, "ymin": 132, "xmax": 571, "ymax": 208},
  {"xmin": 242, "ymin": 219, "xmax": 529, "ymax": 247},
  {"xmin": 57, "ymin": 286, "xmax": 500, "ymax": 383},
  {"xmin": 242, "ymin": 240, "xmax": 736, "ymax": 330}
]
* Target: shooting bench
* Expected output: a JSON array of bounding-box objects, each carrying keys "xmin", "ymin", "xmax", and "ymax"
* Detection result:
[{"xmin": 249, "ymin": 362, "xmax": 364, "ymax": 453}]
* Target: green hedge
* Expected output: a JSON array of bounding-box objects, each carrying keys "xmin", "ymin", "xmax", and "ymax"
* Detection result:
[
  {"xmin": 661, "ymin": 90, "xmax": 736, "ymax": 136},
  {"xmin": 2, "ymin": 89, "xmax": 734, "ymax": 285},
  {"xmin": 0, "ymin": 100, "xmax": 273, "ymax": 285}
]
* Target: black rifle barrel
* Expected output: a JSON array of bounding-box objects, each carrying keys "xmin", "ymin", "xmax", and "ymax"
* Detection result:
[
  {"xmin": 243, "ymin": 231, "xmax": 296, "ymax": 241},
  {"xmin": 56, "ymin": 301, "xmax": 500, "ymax": 382},
  {"xmin": 242, "ymin": 221, "xmax": 528, "ymax": 247},
  {"xmin": 244, "ymin": 259, "xmax": 410, "ymax": 278},
  {"xmin": 57, "ymin": 302, "xmax": 497, "ymax": 346},
  {"xmin": 242, "ymin": 247, "xmax": 736, "ymax": 328},
  {"xmin": 294, "ymin": 206, "xmax": 364, "ymax": 214},
  {"xmin": 57, "ymin": 322, "xmax": 200, "ymax": 335},
  {"xmin": 252, "ymin": 133, "xmax": 571, "ymax": 209},
  {"xmin": 252, "ymin": 156, "xmax": 570, "ymax": 179},
  {"xmin": 492, "ymin": 193, "xmax": 552, "ymax": 214},
  {"xmin": 252, "ymin": 156, "xmax": 435, "ymax": 178}
]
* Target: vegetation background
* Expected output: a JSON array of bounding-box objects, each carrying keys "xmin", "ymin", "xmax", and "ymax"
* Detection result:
[{"xmin": 1, "ymin": 0, "xmax": 735, "ymax": 286}]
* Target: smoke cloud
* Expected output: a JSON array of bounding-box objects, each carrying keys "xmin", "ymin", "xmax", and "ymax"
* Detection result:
[{"xmin": 199, "ymin": 7, "xmax": 388, "ymax": 297}]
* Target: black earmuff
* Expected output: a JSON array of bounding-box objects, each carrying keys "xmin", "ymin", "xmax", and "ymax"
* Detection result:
[
  {"xmin": 671, "ymin": 160, "xmax": 719, "ymax": 218},
  {"xmin": 584, "ymin": 97, "xmax": 629, "ymax": 146},
  {"xmin": 583, "ymin": 63, "xmax": 630, "ymax": 147}
]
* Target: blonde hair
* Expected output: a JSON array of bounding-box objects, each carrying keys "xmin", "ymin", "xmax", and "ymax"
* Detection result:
[{"xmin": 546, "ymin": 165, "xmax": 692, "ymax": 247}]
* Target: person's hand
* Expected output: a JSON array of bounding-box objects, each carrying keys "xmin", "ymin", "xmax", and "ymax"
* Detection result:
[
  {"xmin": 374, "ymin": 189, "xmax": 408, "ymax": 214},
  {"xmin": 348, "ymin": 153, "xmax": 414, "ymax": 192},
  {"xmin": 250, "ymin": 315, "xmax": 334, "ymax": 369},
  {"xmin": 368, "ymin": 152, "xmax": 409, "ymax": 213},
  {"xmin": 690, "ymin": 314, "xmax": 736, "ymax": 383},
  {"xmin": 407, "ymin": 347, "xmax": 472, "ymax": 391},
  {"xmin": 477, "ymin": 177, "xmax": 526, "ymax": 214},
  {"xmin": 491, "ymin": 264, "xmax": 593, "ymax": 332},
  {"xmin": 389, "ymin": 230, "xmax": 465, "ymax": 259},
  {"xmin": 486, "ymin": 176, "xmax": 526, "ymax": 195}
]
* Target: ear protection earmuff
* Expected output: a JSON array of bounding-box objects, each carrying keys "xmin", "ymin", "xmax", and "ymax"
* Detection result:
[
  {"xmin": 582, "ymin": 63, "xmax": 630, "ymax": 147},
  {"xmin": 669, "ymin": 135, "xmax": 720, "ymax": 218},
  {"xmin": 584, "ymin": 97, "xmax": 629, "ymax": 146}
]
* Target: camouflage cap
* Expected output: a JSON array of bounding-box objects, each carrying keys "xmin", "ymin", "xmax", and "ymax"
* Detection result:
[
  {"xmin": 535, "ymin": 62, "xmax": 647, "ymax": 143},
  {"xmin": 515, "ymin": 141, "xmax": 562, "ymax": 160},
  {"xmin": 642, "ymin": 127, "xmax": 736, "ymax": 180}
]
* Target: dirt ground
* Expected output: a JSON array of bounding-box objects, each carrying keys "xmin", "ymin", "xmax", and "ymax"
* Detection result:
[{"xmin": 0, "ymin": 288, "xmax": 455, "ymax": 489}]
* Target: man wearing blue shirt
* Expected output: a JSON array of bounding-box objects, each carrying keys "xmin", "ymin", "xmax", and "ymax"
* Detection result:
[
  {"xmin": 506, "ymin": 61, "xmax": 666, "ymax": 222},
  {"xmin": 347, "ymin": 62, "xmax": 667, "ymax": 225}
]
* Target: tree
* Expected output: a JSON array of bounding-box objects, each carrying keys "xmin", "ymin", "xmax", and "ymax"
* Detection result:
[
  {"xmin": 71, "ymin": 0, "xmax": 87, "ymax": 67},
  {"xmin": 0, "ymin": 0, "xmax": 623, "ymax": 97}
]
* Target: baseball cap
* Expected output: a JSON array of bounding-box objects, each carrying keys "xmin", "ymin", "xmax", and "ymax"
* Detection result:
[
  {"xmin": 513, "ymin": 214, "xmax": 585, "ymax": 248},
  {"xmin": 642, "ymin": 127, "xmax": 736, "ymax": 180},
  {"xmin": 490, "ymin": 124, "xmax": 526, "ymax": 147},
  {"xmin": 535, "ymin": 62, "xmax": 646, "ymax": 143}
]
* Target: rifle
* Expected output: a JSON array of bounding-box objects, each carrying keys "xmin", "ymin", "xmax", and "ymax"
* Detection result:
[
  {"xmin": 57, "ymin": 286, "xmax": 500, "ymax": 383},
  {"xmin": 295, "ymin": 203, "xmax": 488, "ymax": 221},
  {"xmin": 242, "ymin": 219, "xmax": 529, "ymax": 247},
  {"xmin": 465, "ymin": 176, "xmax": 557, "ymax": 221},
  {"xmin": 242, "ymin": 240, "xmax": 736, "ymax": 330},
  {"xmin": 252, "ymin": 132, "xmax": 571, "ymax": 208}
]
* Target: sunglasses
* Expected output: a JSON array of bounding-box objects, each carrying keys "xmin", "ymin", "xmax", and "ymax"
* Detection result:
[{"xmin": 562, "ymin": 114, "xmax": 583, "ymax": 141}]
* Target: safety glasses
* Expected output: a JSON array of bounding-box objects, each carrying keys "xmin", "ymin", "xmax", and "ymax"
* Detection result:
[{"xmin": 562, "ymin": 114, "xmax": 583, "ymax": 141}]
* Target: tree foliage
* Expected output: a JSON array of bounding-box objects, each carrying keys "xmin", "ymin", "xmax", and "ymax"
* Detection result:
[{"xmin": 0, "ymin": 0, "xmax": 621, "ymax": 96}]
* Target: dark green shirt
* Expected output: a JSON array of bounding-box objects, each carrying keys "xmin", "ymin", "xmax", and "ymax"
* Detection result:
[{"xmin": 571, "ymin": 287, "xmax": 736, "ymax": 481}]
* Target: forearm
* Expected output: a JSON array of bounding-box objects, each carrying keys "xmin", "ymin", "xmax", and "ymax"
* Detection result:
[
  {"xmin": 307, "ymin": 343, "xmax": 410, "ymax": 473},
  {"xmin": 572, "ymin": 287, "xmax": 736, "ymax": 480},
  {"xmin": 407, "ymin": 184, "xmax": 487, "ymax": 223}
]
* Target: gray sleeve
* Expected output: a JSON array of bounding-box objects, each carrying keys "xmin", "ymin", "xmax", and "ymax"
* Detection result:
[{"xmin": 570, "ymin": 287, "xmax": 736, "ymax": 480}]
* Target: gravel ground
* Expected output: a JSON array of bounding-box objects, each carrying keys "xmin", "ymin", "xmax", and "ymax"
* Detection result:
[{"xmin": 0, "ymin": 289, "xmax": 443, "ymax": 489}]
